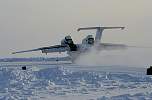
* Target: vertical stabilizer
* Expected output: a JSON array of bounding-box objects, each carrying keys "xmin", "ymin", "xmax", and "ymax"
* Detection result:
[{"xmin": 77, "ymin": 26, "xmax": 125, "ymax": 44}]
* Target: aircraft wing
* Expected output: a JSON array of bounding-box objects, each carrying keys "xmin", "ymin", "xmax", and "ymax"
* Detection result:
[
  {"xmin": 98, "ymin": 43, "xmax": 152, "ymax": 50},
  {"xmin": 12, "ymin": 45, "xmax": 67, "ymax": 54},
  {"xmin": 97, "ymin": 43, "xmax": 128, "ymax": 50}
]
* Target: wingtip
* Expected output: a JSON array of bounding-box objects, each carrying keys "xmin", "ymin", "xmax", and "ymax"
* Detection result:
[
  {"xmin": 121, "ymin": 27, "xmax": 125, "ymax": 30},
  {"xmin": 77, "ymin": 28, "xmax": 80, "ymax": 31}
]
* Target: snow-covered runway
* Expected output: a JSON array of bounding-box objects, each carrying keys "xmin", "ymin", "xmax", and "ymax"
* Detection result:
[{"xmin": 0, "ymin": 62, "xmax": 152, "ymax": 100}]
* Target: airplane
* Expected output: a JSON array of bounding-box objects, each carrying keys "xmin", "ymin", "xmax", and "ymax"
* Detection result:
[{"xmin": 12, "ymin": 26, "xmax": 131, "ymax": 62}]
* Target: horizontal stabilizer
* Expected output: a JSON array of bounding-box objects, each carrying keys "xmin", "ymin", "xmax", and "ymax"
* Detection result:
[{"xmin": 77, "ymin": 27, "xmax": 125, "ymax": 31}]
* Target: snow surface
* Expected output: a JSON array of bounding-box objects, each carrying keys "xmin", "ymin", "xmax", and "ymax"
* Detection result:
[{"xmin": 0, "ymin": 62, "xmax": 152, "ymax": 100}]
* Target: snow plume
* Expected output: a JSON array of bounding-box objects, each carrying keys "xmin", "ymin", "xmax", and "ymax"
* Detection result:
[{"xmin": 75, "ymin": 46, "xmax": 152, "ymax": 67}]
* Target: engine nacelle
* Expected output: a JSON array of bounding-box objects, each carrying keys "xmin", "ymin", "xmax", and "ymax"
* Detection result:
[
  {"xmin": 61, "ymin": 35, "xmax": 77, "ymax": 51},
  {"xmin": 61, "ymin": 35, "xmax": 73, "ymax": 46},
  {"xmin": 82, "ymin": 35, "xmax": 94, "ymax": 45}
]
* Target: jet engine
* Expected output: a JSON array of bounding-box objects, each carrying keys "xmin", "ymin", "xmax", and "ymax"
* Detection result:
[
  {"xmin": 82, "ymin": 35, "xmax": 94, "ymax": 45},
  {"xmin": 61, "ymin": 35, "xmax": 77, "ymax": 51},
  {"xmin": 61, "ymin": 35, "xmax": 73, "ymax": 46}
]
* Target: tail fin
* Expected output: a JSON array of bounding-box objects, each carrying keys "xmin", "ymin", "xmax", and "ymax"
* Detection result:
[{"xmin": 77, "ymin": 26, "xmax": 125, "ymax": 44}]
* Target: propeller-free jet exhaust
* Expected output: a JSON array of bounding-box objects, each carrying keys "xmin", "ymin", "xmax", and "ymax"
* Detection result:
[{"xmin": 12, "ymin": 26, "xmax": 128, "ymax": 62}]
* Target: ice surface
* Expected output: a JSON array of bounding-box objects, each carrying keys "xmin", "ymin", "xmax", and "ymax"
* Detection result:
[{"xmin": 0, "ymin": 62, "xmax": 152, "ymax": 100}]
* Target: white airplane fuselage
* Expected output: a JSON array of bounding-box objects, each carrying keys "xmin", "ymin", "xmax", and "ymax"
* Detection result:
[{"xmin": 12, "ymin": 26, "xmax": 126, "ymax": 63}]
